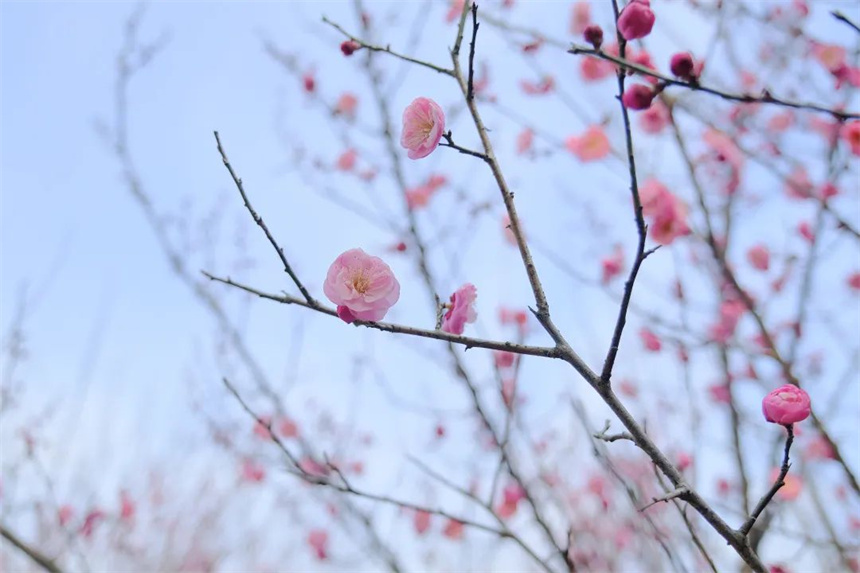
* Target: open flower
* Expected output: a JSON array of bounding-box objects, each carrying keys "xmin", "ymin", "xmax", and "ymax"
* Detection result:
[
  {"xmin": 401, "ymin": 97, "xmax": 445, "ymax": 159},
  {"xmin": 324, "ymin": 248, "xmax": 400, "ymax": 323},
  {"xmin": 566, "ymin": 125, "xmax": 610, "ymax": 161},
  {"xmin": 441, "ymin": 283, "xmax": 477, "ymax": 335},
  {"xmin": 762, "ymin": 385, "xmax": 811, "ymax": 425}
]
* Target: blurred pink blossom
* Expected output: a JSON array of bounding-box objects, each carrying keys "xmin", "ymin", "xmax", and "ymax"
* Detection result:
[
  {"xmin": 639, "ymin": 328, "xmax": 662, "ymax": 352},
  {"xmin": 566, "ymin": 126, "xmax": 610, "ymax": 161},
  {"xmin": 747, "ymin": 245, "xmax": 770, "ymax": 271}
]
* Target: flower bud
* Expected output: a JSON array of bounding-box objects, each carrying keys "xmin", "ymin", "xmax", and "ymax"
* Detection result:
[
  {"xmin": 584, "ymin": 25, "xmax": 604, "ymax": 49},
  {"xmin": 340, "ymin": 40, "xmax": 361, "ymax": 56},
  {"xmin": 622, "ymin": 83, "xmax": 656, "ymax": 110},
  {"xmin": 670, "ymin": 52, "xmax": 695, "ymax": 79}
]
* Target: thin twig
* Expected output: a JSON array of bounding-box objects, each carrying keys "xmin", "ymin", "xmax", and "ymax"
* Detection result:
[
  {"xmin": 440, "ymin": 130, "xmax": 490, "ymax": 161},
  {"xmin": 592, "ymin": 420, "xmax": 635, "ymax": 443},
  {"xmin": 599, "ymin": 1, "xmax": 650, "ymax": 386},
  {"xmin": 639, "ymin": 487, "xmax": 690, "ymax": 512},
  {"xmin": 213, "ymin": 131, "xmax": 316, "ymax": 305},
  {"xmin": 568, "ymin": 45, "xmax": 859, "ymax": 120},
  {"xmin": 466, "ymin": 2, "xmax": 479, "ymax": 101},
  {"xmin": 832, "ymin": 10, "xmax": 860, "ymax": 34},
  {"xmin": 0, "ymin": 524, "xmax": 63, "ymax": 573},
  {"xmin": 739, "ymin": 425, "xmax": 795, "ymax": 536},
  {"xmin": 321, "ymin": 16, "xmax": 454, "ymax": 77},
  {"xmin": 204, "ymin": 272, "xmax": 563, "ymax": 359}
]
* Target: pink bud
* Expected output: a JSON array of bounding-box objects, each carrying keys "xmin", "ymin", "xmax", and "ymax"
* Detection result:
[
  {"xmin": 493, "ymin": 351, "xmax": 516, "ymax": 369},
  {"xmin": 762, "ymin": 385, "xmax": 811, "ymax": 425},
  {"xmin": 583, "ymin": 25, "xmax": 603, "ymax": 49},
  {"xmin": 617, "ymin": 0, "xmax": 655, "ymax": 41},
  {"xmin": 669, "ymin": 52, "xmax": 695, "ymax": 79},
  {"xmin": 414, "ymin": 510, "xmax": 431, "ymax": 535},
  {"xmin": 302, "ymin": 73, "xmax": 316, "ymax": 93},
  {"xmin": 747, "ymin": 245, "xmax": 770, "ymax": 271},
  {"xmin": 340, "ymin": 40, "xmax": 361, "ymax": 56},
  {"xmin": 622, "ymin": 84, "xmax": 655, "ymax": 110},
  {"xmin": 639, "ymin": 327, "xmax": 662, "ymax": 352}
]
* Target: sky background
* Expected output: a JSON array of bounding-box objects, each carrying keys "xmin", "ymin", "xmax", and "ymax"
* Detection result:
[{"xmin": 2, "ymin": 0, "xmax": 859, "ymax": 571}]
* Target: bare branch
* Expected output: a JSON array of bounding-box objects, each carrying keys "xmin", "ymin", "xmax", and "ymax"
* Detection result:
[
  {"xmin": 739, "ymin": 425, "xmax": 795, "ymax": 537},
  {"xmin": 0, "ymin": 524, "xmax": 63, "ymax": 573},
  {"xmin": 213, "ymin": 131, "xmax": 316, "ymax": 305},
  {"xmin": 568, "ymin": 45, "xmax": 859, "ymax": 120},
  {"xmin": 203, "ymin": 272, "xmax": 563, "ymax": 359},
  {"xmin": 321, "ymin": 16, "xmax": 454, "ymax": 77}
]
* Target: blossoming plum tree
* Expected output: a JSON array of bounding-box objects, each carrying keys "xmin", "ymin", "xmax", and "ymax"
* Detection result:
[{"xmin": 3, "ymin": 1, "xmax": 859, "ymax": 572}]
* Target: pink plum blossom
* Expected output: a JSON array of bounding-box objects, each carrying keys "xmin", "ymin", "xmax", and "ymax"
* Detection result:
[
  {"xmin": 708, "ymin": 299, "xmax": 746, "ymax": 343},
  {"xmin": 797, "ymin": 221, "xmax": 814, "ymax": 243},
  {"xmin": 843, "ymin": 121, "xmax": 860, "ymax": 156},
  {"xmin": 601, "ymin": 245, "xmax": 624, "ymax": 284},
  {"xmin": 324, "ymin": 249, "xmax": 400, "ymax": 323},
  {"xmin": 335, "ymin": 92, "xmax": 358, "ymax": 118},
  {"xmin": 58, "ymin": 505, "xmax": 74, "ymax": 527},
  {"xmin": 441, "ymin": 283, "xmax": 478, "ymax": 335},
  {"xmin": 302, "ymin": 72, "xmax": 315, "ymax": 93},
  {"xmin": 566, "ymin": 126, "xmax": 610, "ymax": 161},
  {"xmin": 639, "ymin": 101, "xmax": 669, "ymax": 134},
  {"xmin": 414, "ymin": 510, "xmax": 431, "ymax": 535},
  {"xmin": 336, "ymin": 148, "xmax": 357, "ymax": 171},
  {"xmin": 617, "ymin": 0, "xmax": 655, "ymax": 41},
  {"xmin": 804, "ymin": 436, "xmax": 836, "ymax": 461},
  {"xmin": 494, "ymin": 350, "xmax": 516, "ymax": 369},
  {"xmin": 516, "ymin": 128, "xmax": 534, "ymax": 155},
  {"xmin": 747, "ymin": 245, "xmax": 770, "ymax": 271},
  {"xmin": 521, "ymin": 39, "xmax": 544, "ymax": 53},
  {"xmin": 638, "ymin": 179, "xmax": 690, "ymax": 245},
  {"xmin": 849, "ymin": 271, "xmax": 860, "ymax": 291},
  {"xmin": 253, "ymin": 415, "xmax": 273, "ymax": 439},
  {"xmin": 785, "ymin": 167, "xmax": 813, "ymax": 199},
  {"xmin": 307, "ymin": 529, "xmax": 329, "ymax": 560},
  {"xmin": 708, "ymin": 383, "xmax": 731, "ymax": 404},
  {"xmin": 400, "ymin": 97, "xmax": 445, "ymax": 159},
  {"xmin": 762, "ymin": 385, "xmax": 811, "ymax": 425},
  {"xmin": 649, "ymin": 193, "xmax": 690, "ymax": 245},
  {"xmin": 240, "ymin": 458, "xmax": 266, "ymax": 483},
  {"xmin": 299, "ymin": 457, "xmax": 330, "ymax": 478},
  {"xmin": 570, "ymin": 1, "xmax": 591, "ymax": 35},
  {"xmin": 639, "ymin": 327, "xmax": 662, "ymax": 352},
  {"xmin": 406, "ymin": 174, "xmax": 447, "ymax": 210},
  {"xmin": 520, "ymin": 75, "xmax": 555, "ymax": 95},
  {"xmin": 497, "ymin": 483, "xmax": 526, "ymax": 518},
  {"xmin": 580, "ymin": 55, "xmax": 614, "ymax": 81},
  {"xmin": 119, "ymin": 490, "xmax": 135, "ymax": 522},
  {"xmin": 445, "ymin": 0, "xmax": 465, "ymax": 23},
  {"xmin": 770, "ymin": 469, "xmax": 803, "ymax": 500},
  {"xmin": 278, "ymin": 417, "xmax": 299, "ymax": 438},
  {"xmin": 80, "ymin": 509, "xmax": 105, "ymax": 538},
  {"xmin": 443, "ymin": 518, "xmax": 464, "ymax": 540}
]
